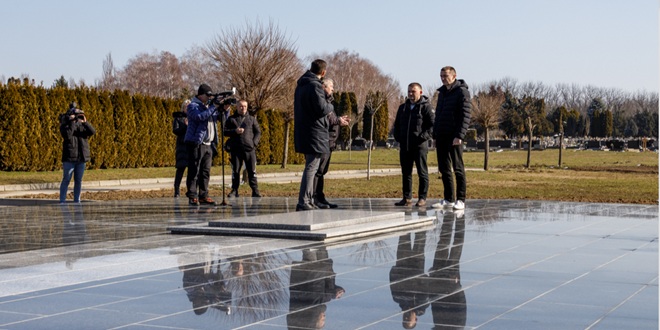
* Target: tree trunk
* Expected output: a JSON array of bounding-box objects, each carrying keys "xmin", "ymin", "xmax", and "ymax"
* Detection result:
[
  {"xmin": 484, "ymin": 127, "xmax": 490, "ymax": 171},
  {"xmin": 558, "ymin": 112, "xmax": 564, "ymax": 167},
  {"xmin": 558, "ymin": 131, "xmax": 563, "ymax": 167},
  {"xmin": 526, "ymin": 128, "xmax": 532, "ymax": 168},
  {"xmin": 281, "ymin": 121, "xmax": 290, "ymax": 169}
]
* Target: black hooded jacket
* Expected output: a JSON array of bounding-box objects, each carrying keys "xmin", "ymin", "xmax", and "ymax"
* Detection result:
[
  {"xmin": 60, "ymin": 113, "xmax": 96, "ymax": 163},
  {"xmin": 293, "ymin": 71, "xmax": 334, "ymax": 154},
  {"xmin": 433, "ymin": 79, "xmax": 472, "ymax": 140},
  {"xmin": 392, "ymin": 95, "xmax": 434, "ymax": 151},
  {"xmin": 172, "ymin": 112, "xmax": 188, "ymax": 168}
]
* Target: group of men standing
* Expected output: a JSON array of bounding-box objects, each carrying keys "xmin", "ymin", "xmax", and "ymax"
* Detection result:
[
  {"xmin": 182, "ymin": 84, "xmax": 261, "ymax": 206},
  {"xmin": 392, "ymin": 66, "xmax": 472, "ymax": 210},
  {"xmin": 183, "ymin": 60, "xmax": 470, "ymax": 211},
  {"xmin": 293, "ymin": 61, "xmax": 471, "ymax": 212}
]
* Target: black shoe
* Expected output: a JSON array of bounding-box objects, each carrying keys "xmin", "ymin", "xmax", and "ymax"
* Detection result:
[
  {"xmin": 315, "ymin": 201, "xmax": 330, "ymax": 209},
  {"xmin": 252, "ymin": 191, "xmax": 262, "ymax": 197},
  {"xmin": 318, "ymin": 199, "xmax": 338, "ymax": 209},
  {"xmin": 394, "ymin": 198, "xmax": 412, "ymax": 206},
  {"xmin": 227, "ymin": 190, "xmax": 239, "ymax": 198},
  {"xmin": 174, "ymin": 188, "xmax": 180, "ymax": 198},
  {"xmin": 296, "ymin": 204, "xmax": 315, "ymax": 211}
]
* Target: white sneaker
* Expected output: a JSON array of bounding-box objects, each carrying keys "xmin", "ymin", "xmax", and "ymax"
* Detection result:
[
  {"xmin": 453, "ymin": 200, "xmax": 465, "ymax": 210},
  {"xmin": 431, "ymin": 199, "xmax": 454, "ymax": 209}
]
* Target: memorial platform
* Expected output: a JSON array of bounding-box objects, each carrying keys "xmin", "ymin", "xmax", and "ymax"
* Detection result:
[
  {"xmin": 0, "ymin": 197, "xmax": 656, "ymax": 329},
  {"xmin": 168, "ymin": 209, "xmax": 435, "ymax": 241}
]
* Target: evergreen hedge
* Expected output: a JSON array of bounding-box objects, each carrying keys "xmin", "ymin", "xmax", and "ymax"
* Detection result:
[{"xmin": 0, "ymin": 82, "xmax": 303, "ymax": 171}]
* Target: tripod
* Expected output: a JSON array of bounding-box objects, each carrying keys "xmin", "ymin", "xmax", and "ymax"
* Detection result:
[{"xmin": 219, "ymin": 109, "xmax": 231, "ymax": 207}]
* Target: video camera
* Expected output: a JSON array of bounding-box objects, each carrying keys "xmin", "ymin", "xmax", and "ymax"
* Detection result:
[
  {"xmin": 66, "ymin": 102, "xmax": 85, "ymax": 120},
  {"xmin": 208, "ymin": 87, "xmax": 237, "ymax": 107}
]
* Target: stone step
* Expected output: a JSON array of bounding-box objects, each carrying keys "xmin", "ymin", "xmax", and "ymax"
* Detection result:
[{"xmin": 168, "ymin": 210, "xmax": 435, "ymax": 241}]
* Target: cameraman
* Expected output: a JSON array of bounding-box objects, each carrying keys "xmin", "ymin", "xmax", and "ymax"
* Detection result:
[
  {"xmin": 184, "ymin": 84, "xmax": 230, "ymax": 206},
  {"xmin": 59, "ymin": 102, "xmax": 96, "ymax": 203},
  {"xmin": 223, "ymin": 100, "xmax": 261, "ymax": 198}
]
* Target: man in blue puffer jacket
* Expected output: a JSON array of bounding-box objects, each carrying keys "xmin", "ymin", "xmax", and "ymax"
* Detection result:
[{"xmin": 185, "ymin": 84, "xmax": 231, "ymax": 206}]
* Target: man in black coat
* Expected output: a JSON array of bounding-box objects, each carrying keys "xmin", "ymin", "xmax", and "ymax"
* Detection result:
[
  {"xmin": 293, "ymin": 59, "xmax": 334, "ymax": 211},
  {"xmin": 172, "ymin": 99, "xmax": 191, "ymax": 198},
  {"xmin": 224, "ymin": 100, "xmax": 262, "ymax": 198},
  {"xmin": 432, "ymin": 66, "xmax": 472, "ymax": 211},
  {"xmin": 392, "ymin": 83, "xmax": 434, "ymax": 207}
]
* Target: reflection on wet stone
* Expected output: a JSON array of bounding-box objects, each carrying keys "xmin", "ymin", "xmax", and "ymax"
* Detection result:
[
  {"xmin": 288, "ymin": 246, "xmax": 344, "ymax": 329},
  {"xmin": 428, "ymin": 210, "xmax": 467, "ymax": 329},
  {"xmin": 0, "ymin": 198, "xmax": 656, "ymax": 329}
]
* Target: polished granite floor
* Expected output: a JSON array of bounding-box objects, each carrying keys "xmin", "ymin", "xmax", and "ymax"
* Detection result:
[{"xmin": 0, "ymin": 198, "xmax": 657, "ymax": 329}]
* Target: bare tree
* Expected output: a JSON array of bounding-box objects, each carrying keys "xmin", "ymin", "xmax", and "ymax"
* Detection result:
[
  {"xmin": 100, "ymin": 52, "xmax": 118, "ymax": 91},
  {"xmin": 180, "ymin": 45, "xmax": 227, "ymax": 96},
  {"xmin": 205, "ymin": 19, "xmax": 301, "ymax": 112},
  {"xmin": 471, "ymin": 86, "xmax": 504, "ymax": 170},
  {"xmin": 115, "ymin": 51, "xmax": 187, "ymax": 98},
  {"xmin": 205, "ymin": 19, "xmax": 302, "ymax": 168}
]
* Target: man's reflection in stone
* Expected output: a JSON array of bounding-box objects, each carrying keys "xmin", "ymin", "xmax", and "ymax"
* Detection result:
[
  {"xmin": 428, "ymin": 210, "xmax": 466, "ymax": 329},
  {"xmin": 389, "ymin": 231, "xmax": 429, "ymax": 329},
  {"xmin": 180, "ymin": 258, "xmax": 232, "ymax": 315},
  {"xmin": 287, "ymin": 246, "xmax": 344, "ymax": 329},
  {"xmin": 60, "ymin": 204, "xmax": 87, "ymax": 269}
]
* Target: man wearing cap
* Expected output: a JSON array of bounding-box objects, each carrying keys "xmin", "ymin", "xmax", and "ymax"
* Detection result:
[{"xmin": 184, "ymin": 84, "xmax": 230, "ymax": 206}]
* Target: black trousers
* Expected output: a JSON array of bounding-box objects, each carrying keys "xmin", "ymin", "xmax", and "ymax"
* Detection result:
[
  {"xmin": 174, "ymin": 167, "xmax": 186, "ymax": 191},
  {"xmin": 313, "ymin": 151, "xmax": 332, "ymax": 201},
  {"xmin": 229, "ymin": 149, "xmax": 258, "ymax": 192},
  {"xmin": 399, "ymin": 146, "xmax": 429, "ymax": 200},
  {"xmin": 436, "ymin": 138, "xmax": 466, "ymax": 202},
  {"xmin": 186, "ymin": 143, "xmax": 213, "ymax": 199}
]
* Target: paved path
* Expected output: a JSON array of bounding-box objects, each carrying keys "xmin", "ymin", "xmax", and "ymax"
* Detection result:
[{"xmin": 0, "ymin": 167, "xmax": 478, "ymax": 199}]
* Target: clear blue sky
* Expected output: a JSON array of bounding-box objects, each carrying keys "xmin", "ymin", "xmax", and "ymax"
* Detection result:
[{"xmin": 1, "ymin": 0, "xmax": 657, "ymax": 94}]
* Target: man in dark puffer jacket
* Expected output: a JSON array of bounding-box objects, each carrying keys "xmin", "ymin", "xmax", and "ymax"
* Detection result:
[
  {"xmin": 223, "ymin": 99, "xmax": 262, "ymax": 198},
  {"xmin": 432, "ymin": 66, "xmax": 472, "ymax": 211},
  {"xmin": 392, "ymin": 83, "xmax": 434, "ymax": 207}
]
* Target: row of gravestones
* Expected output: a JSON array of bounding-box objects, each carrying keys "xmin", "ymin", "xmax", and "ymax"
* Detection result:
[{"xmin": 466, "ymin": 139, "xmax": 656, "ymax": 151}]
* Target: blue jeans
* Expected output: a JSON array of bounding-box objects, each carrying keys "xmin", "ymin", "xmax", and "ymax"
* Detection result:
[{"xmin": 60, "ymin": 162, "xmax": 86, "ymax": 203}]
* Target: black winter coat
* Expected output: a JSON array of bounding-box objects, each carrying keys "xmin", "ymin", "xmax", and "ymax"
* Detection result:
[
  {"xmin": 60, "ymin": 116, "xmax": 95, "ymax": 163},
  {"xmin": 172, "ymin": 112, "xmax": 188, "ymax": 168},
  {"xmin": 293, "ymin": 71, "xmax": 334, "ymax": 154},
  {"xmin": 327, "ymin": 111, "xmax": 341, "ymax": 150},
  {"xmin": 433, "ymin": 79, "xmax": 472, "ymax": 141},
  {"xmin": 392, "ymin": 95, "xmax": 434, "ymax": 151},
  {"xmin": 223, "ymin": 112, "xmax": 262, "ymax": 152}
]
